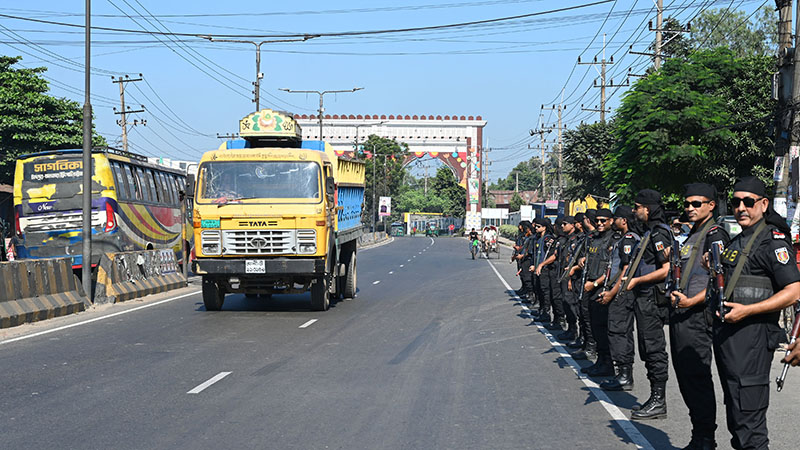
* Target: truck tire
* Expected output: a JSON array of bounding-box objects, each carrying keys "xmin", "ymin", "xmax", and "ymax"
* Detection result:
[
  {"xmin": 202, "ymin": 278, "xmax": 225, "ymax": 311},
  {"xmin": 310, "ymin": 276, "xmax": 330, "ymax": 311},
  {"xmin": 342, "ymin": 251, "xmax": 357, "ymax": 299}
]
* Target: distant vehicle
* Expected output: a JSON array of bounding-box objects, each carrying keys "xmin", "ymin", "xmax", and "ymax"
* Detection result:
[
  {"xmin": 13, "ymin": 147, "xmax": 191, "ymax": 269},
  {"xmin": 425, "ymin": 221, "xmax": 439, "ymax": 237},
  {"xmin": 718, "ymin": 215, "xmax": 742, "ymax": 238}
]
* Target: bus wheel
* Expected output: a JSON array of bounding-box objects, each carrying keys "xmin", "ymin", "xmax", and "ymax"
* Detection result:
[
  {"xmin": 310, "ymin": 276, "xmax": 330, "ymax": 311},
  {"xmin": 202, "ymin": 277, "xmax": 225, "ymax": 311}
]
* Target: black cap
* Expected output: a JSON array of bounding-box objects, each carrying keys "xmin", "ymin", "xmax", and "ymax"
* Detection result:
[
  {"xmin": 635, "ymin": 189, "xmax": 661, "ymax": 206},
  {"xmin": 563, "ymin": 216, "xmax": 577, "ymax": 224},
  {"xmin": 533, "ymin": 218, "xmax": 549, "ymax": 227},
  {"xmin": 732, "ymin": 176, "xmax": 767, "ymax": 197},
  {"xmin": 684, "ymin": 183, "xmax": 717, "ymax": 200},
  {"xmin": 584, "ymin": 209, "xmax": 597, "ymax": 222},
  {"xmin": 574, "ymin": 213, "xmax": 585, "ymax": 223},
  {"xmin": 596, "ymin": 208, "xmax": 613, "ymax": 218},
  {"xmin": 614, "ymin": 205, "xmax": 634, "ymax": 221}
]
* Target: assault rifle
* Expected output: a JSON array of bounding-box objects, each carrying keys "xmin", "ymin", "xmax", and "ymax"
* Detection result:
[
  {"xmin": 620, "ymin": 231, "xmax": 650, "ymax": 293},
  {"xmin": 667, "ymin": 239, "xmax": 683, "ymax": 308},
  {"xmin": 596, "ymin": 244, "xmax": 615, "ymax": 302},
  {"xmin": 559, "ymin": 236, "xmax": 586, "ymax": 283},
  {"xmin": 777, "ymin": 301, "xmax": 800, "ymax": 392},
  {"xmin": 709, "ymin": 241, "xmax": 729, "ymax": 322}
]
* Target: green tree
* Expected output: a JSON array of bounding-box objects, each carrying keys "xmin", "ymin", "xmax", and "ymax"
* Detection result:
[
  {"xmin": 489, "ymin": 156, "xmax": 543, "ymax": 192},
  {"xmin": 690, "ymin": 6, "xmax": 777, "ymax": 57},
  {"xmin": 562, "ymin": 121, "xmax": 615, "ymax": 200},
  {"xmin": 509, "ymin": 192, "xmax": 524, "ymax": 212},
  {"xmin": 0, "ymin": 56, "xmax": 106, "ymax": 184},
  {"xmin": 360, "ymin": 135, "xmax": 409, "ymax": 225},
  {"xmin": 430, "ymin": 166, "xmax": 466, "ymax": 218},
  {"xmin": 605, "ymin": 48, "xmax": 775, "ymax": 202}
]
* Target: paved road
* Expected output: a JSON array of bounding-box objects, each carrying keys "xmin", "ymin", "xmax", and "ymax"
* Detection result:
[{"xmin": 1, "ymin": 237, "xmax": 797, "ymax": 449}]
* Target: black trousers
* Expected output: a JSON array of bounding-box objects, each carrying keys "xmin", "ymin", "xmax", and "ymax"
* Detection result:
[
  {"xmin": 633, "ymin": 286, "xmax": 669, "ymax": 383},
  {"xmin": 561, "ymin": 278, "xmax": 578, "ymax": 329},
  {"xmin": 520, "ymin": 259, "xmax": 534, "ymax": 296},
  {"xmin": 579, "ymin": 280, "xmax": 594, "ymax": 346},
  {"xmin": 670, "ymin": 305, "xmax": 716, "ymax": 440},
  {"xmin": 608, "ymin": 290, "xmax": 635, "ymax": 365},
  {"xmin": 535, "ymin": 273, "xmax": 549, "ymax": 317},
  {"xmin": 588, "ymin": 287, "xmax": 610, "ymax": 356},
  {"xmin": 714, "ymin": 319, "xmax": 783, "ymax": 450}
]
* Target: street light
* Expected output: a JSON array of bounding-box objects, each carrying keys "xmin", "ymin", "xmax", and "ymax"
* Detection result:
[
  {"xmin": 278, "ymin": 88, "xmax": 363, "ymax": 141},
  {"xmin": 354, "ymin": 120, "xmax": 386, "ymax": 152},
  {"xmin": 201, "ymin": 35, "xmax": 316, "ymax": 111}
]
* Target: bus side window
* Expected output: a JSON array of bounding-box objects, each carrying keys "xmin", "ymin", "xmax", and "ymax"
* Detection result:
[
  {"xmin": 111, "ymin": 162, "xmax": 129, "ymax": 200},
  {"xmin": 160, "ymin": 172, "xmax": 175, "ymax": 205},
  {"xmin": 135, "ymin": 167, "xmax": 152, "ymax": 202},
  {"xmin": 165, "ymin": 172, "xmax": 177, "ymax": 205},
  {"xmin": 152, "ymin": 170, "xmax": 165, "ymax": 204},
  {"xmin": 172, "ymin": 175, "xmax": 182, "ymax": 202},
  {"xmin": 124, "ymin": 164, "xmax": 142, "ymax": 201}
]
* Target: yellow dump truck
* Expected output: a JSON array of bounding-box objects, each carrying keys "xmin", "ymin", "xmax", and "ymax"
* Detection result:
[{"xmin": 190, "ymin": 110, "xmax": 366, "ymax": 311}]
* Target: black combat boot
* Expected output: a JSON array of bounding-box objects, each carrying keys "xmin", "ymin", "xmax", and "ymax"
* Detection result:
[
  {"xmin": 600, "ymin": 364, "xmax": 634, "ymax": 391},
  {"xmin": 631, "ymin": 383, "xmax": 667, "ymax": 420},
  {"xmin": 557, "ymin": 329, "xmax": 575, "ymax": 341},
  {"xmin": 571, "ymin": 342, "xmax": 596, "ymax": 361},
  {"xmin": 586, "ymin": 354, "xmax": 615, "ymax": 377},
  {"xmin": 566, "ymin": 336, "xmax": 583, "ymax": 349},
  {"xmin": 545, "ymin": 319, "xmax": 563, "ymax": 331},
  {"xmin": 682, "ymin": 436, "xmax": 716, "ymax": 450}
]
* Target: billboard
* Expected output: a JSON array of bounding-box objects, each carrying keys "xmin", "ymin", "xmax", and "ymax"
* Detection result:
[{"xmin": 379, "ymin": 196, "xmax": 392, "ymax": 217}]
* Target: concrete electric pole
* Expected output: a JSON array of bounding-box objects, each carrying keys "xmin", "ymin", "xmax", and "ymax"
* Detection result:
[
  {"xmin": 579, "ymin": 35, "xmax": 628, "ymax": 122},
  {"xmin": 279, "ymin": 88, "xmax": 363, "ymax": 141},
  {"xmin": 112, "ymin": 75, "xmax": 145, "ymax": 153}
]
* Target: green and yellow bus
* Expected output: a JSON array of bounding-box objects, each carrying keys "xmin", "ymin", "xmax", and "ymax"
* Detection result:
[{"xmin": 13, "ymin": 148, "xmax": 192, "ymax": 268}]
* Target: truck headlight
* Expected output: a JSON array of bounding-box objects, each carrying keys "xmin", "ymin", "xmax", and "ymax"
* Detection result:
[
  {"xmin": 297, "ymin": 229, "xmax": 316, "ymax": 254},
  {"xmin": 201, "ymin": 230, "xmax": 221, "ymax": 255}
]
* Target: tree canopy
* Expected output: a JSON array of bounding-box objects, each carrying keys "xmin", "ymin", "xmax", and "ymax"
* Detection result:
[
  {"xmin": 0, "ymin": 56, "xmax": 105, "ymax": 185},
  {"xmin": 689, "ymin": 6, "xmax": 777, "ymax": 57}
]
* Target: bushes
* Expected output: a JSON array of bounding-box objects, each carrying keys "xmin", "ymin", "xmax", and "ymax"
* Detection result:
[{"xmin": 499, "ymin": 224, "xmax": 519, "ymax": 239}]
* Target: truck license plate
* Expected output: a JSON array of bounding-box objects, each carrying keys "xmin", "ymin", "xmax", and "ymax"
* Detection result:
[{"xmin": 245, "ymin": 260, "xmax": 265, "ymax": 274}]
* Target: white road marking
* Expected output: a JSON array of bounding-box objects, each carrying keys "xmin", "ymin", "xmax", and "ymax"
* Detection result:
[
  {"xmin": 486, "ymin": 260, "xmax": 655, "ymax": 450},
  {"xmin": 419, "ymin": 252, "xmax": 422, "ymax": 254},
  {"xmin": 360, "ymin": 236, "xmax": 395, "ymax": 252},
  {"xmin": 407, "ymin": 259, "xmax": 412, "ymax": 262},
  {"xmin": 389, "ymin": 271, "xmax": 394, "ymax": 274},
  {"xmin": 373, "ymin": 280, "xmax": 381, "ymax": 285},
  {"xmin": 187, "ymin": 372, "xmax": 232, "ymax": 394},
  {"xmin": 299, "ymin": 319, "xmax": 318, "ymax": 329},
  {"xmin": 400, "ymin": 265, "xmax": 404, "ymax": 268},
  {"xmin": 0, "ymin": 290, "xmax": 202, "ymax": 347},
  {"xmin": 429, "ymin": 237, "xmax": 435, "ymax": 246}
]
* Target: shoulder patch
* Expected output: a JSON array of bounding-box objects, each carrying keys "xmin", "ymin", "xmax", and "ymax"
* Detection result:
[
  {"xmin": 624, "ymin": 245, "xmax": 632, "ymax": 255},
  {"xmin": 773, "ymin": 230, "xmax": 786, "ymax": 240},
  {"xmin": 654, "ymin": 241, "xmax": 665, "ymax": 252},
  {"xmin": 775, "ymin": 246, "xmax": 790, "ymax": 265}
]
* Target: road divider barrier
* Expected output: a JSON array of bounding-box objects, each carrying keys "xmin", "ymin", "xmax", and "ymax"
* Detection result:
[
  {"xmin": 0, "ymin": 257, "xmax": 88, "ymax": 328},
  {"xmin": 95, "ymin": 250, "xmax": 186, "ymax": 304}
]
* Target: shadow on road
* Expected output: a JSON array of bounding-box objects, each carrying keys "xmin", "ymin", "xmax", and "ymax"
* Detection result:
[{"xmin": 195, "ymin": 293, "xmax": 347, "ymax": 312}]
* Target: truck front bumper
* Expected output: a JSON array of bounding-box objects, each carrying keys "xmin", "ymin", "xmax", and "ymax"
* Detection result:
[{"xmin": 193, "ymin": 258, "xmax": 325, "ymax": 276}]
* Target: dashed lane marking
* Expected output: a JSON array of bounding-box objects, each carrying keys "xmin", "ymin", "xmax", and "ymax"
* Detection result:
[
  {"xmin": 486, "ymin": 259, "xmax": 655, "ymax": 450},
  {"xmin": 299, "ymin": 319, "xmax": 318, "ymax": 329},
  {"xmin": 400, "ymin": 265, "xmax": 405, "ymax": 268},
  {"xmin": 187, "ymin": 372, "xmax": 232, "ymax": 394},
  {"xmin": 373, "ymin": 280, "xmax": 381, "ymax": 285},
  {"xmin": 389, "ymin": 271, "xmax": 394, "ymax": 274}
]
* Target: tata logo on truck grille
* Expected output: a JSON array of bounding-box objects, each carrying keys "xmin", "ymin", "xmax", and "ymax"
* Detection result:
[
  {"xmin": 239, "ymin": 220, "xmax": 278, "ymax": 227},
  {"xmin": 249, "ymin": 237, "xmax": 269, "ymax": 249}
]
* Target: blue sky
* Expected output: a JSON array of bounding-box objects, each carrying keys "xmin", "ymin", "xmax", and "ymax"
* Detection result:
[{"xmin": 0, "ymin": 0, "xmax": 767, "ymax": 182}]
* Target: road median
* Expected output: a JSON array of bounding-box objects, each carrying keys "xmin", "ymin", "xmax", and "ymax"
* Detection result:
[{"xmin": 95, "ymin": 250, "xmax": 187, "ymax": 304}]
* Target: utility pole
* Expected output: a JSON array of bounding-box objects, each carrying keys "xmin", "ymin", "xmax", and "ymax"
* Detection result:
[
  {"xmin": 279, "ymin": 87, "xmax": 363, "ymax": 141},
  {"xmin": 530, "ymin": 121, "xmax": 555, "ymax": 199},
  {"xmin": 81, "ymin": 0, "xmax": 92, "ymax": 299},
  {"xmin": 579, "ymin": 34, "xmax": 628, "ymax": 122},
  {"xmin": 112, "ymin": 75, "xmax": 145, "ymax": 153},
  {"xmin": 540, "ymin": 104, "xmax": 567, "ymax": 199},
  {"xmin": 629, "ymin": 1, "xmax": 689, "ymax": 71},
  {"xmin": 202, "ymin": 35, "xmax": 315, "ymax": 111},
  {"xmin": 775, "ymin": 0, "xmax": 795, "ymax": 220}
]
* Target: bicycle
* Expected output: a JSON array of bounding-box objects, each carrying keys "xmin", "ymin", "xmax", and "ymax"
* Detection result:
[{"xmin": 471, "ymin": 239, "xmax": 480, "ymax": 260}]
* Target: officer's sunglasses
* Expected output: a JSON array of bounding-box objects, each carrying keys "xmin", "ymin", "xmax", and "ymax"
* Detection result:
[
  {"xmin": 731, "ymin": 196, "xmax": 763, "ymax": 208},
  {"xmin": 683, "ymin": 200, "xmax": 710, "ymax": 208},
  {"xmin": 596, "ymin": 218, "xmax": 611, "ymax": 223}
]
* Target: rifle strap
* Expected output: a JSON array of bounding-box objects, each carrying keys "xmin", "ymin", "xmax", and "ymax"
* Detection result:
[
  {"xmin": 723, "ymin": 220, "xmax": 768, "ymax": 299},
  {"xmin": 622, "ymin": 232, "xmax": 651, "ymax": 291},
  {"xmin": 678, "ymin": 218, "xmax": 716, "ymax": 292}
]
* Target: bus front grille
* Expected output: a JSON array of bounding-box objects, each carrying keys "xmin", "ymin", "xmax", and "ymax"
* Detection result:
[
  {"xmin": 22, "ymin": 211, "xmax": 104, "ymax": 233},
  {"xmin": 222, "ymin": 229, "xmax": 295, "ymax": 255}
]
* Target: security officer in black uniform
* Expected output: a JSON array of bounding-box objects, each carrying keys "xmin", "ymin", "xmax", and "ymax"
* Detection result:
[
  {"xmin": 513, "ymin": 222, "xmax": 528, "ymax": 297},
  {"xmin": 624, "ymin": 189, "xmax": 673, "ymax": 420},
  {"xmin": 514, "ymin": 221, "xmax": 535, "ymax": 303},
  {"xmin": 570, "ymin": 210, "xmax": 598, "ymax": 359},
  {"xmin": 536, "ymin": 218, "xmax": 567, "ymax": 330},
  {"xmin": 580, "ymin": 208, "xmax": 618, "ymax": 376},
  {"xmin": 557, "ymin": 216, "xmax": 581, "ymax": 340},
  {"xmin": 600, "ymin": 205, "xmax": 642, "ymax": 391},
  {"xmin": 531, "ymin": 218, "xmax": 556, "ymax": 323},
  {"xmin": 710, "ymin": 176, "xmax": 800, "ymax": 450},
  {"xmin": 669, "ymin": 183, "xmax": 729, "ymax": 450}
]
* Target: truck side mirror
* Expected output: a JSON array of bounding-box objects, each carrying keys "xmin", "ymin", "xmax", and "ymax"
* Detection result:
[
  {"xmin": 326, "ymin": 176, "xmax": 335, "ymax": 203},
  {"xmin": 186, "ymin": 174, "xmax": 195, "ymax": 199}
]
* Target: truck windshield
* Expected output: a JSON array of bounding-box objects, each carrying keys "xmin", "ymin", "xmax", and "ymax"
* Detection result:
[{"xmin": 198, "ymin": 161, "xmax": 321, "ymax": 201}]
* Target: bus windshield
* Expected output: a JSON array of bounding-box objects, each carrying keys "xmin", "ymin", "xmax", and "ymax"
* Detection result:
[{"xmin": 198, "ymin": 161, "xmax": 321, "ymax": 202}]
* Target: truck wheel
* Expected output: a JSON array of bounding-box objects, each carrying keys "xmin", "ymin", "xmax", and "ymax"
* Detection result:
[
  {"xmin": 202, "ymin": 278, "xmax": 225, "ymax": 311},
  {"xmin": 343, "ymin": 252, "xmax": 357, "ymax": 299},
  {"xmin": 310, "ymin": 277, "xmax": 330, "ymax": 311}
]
